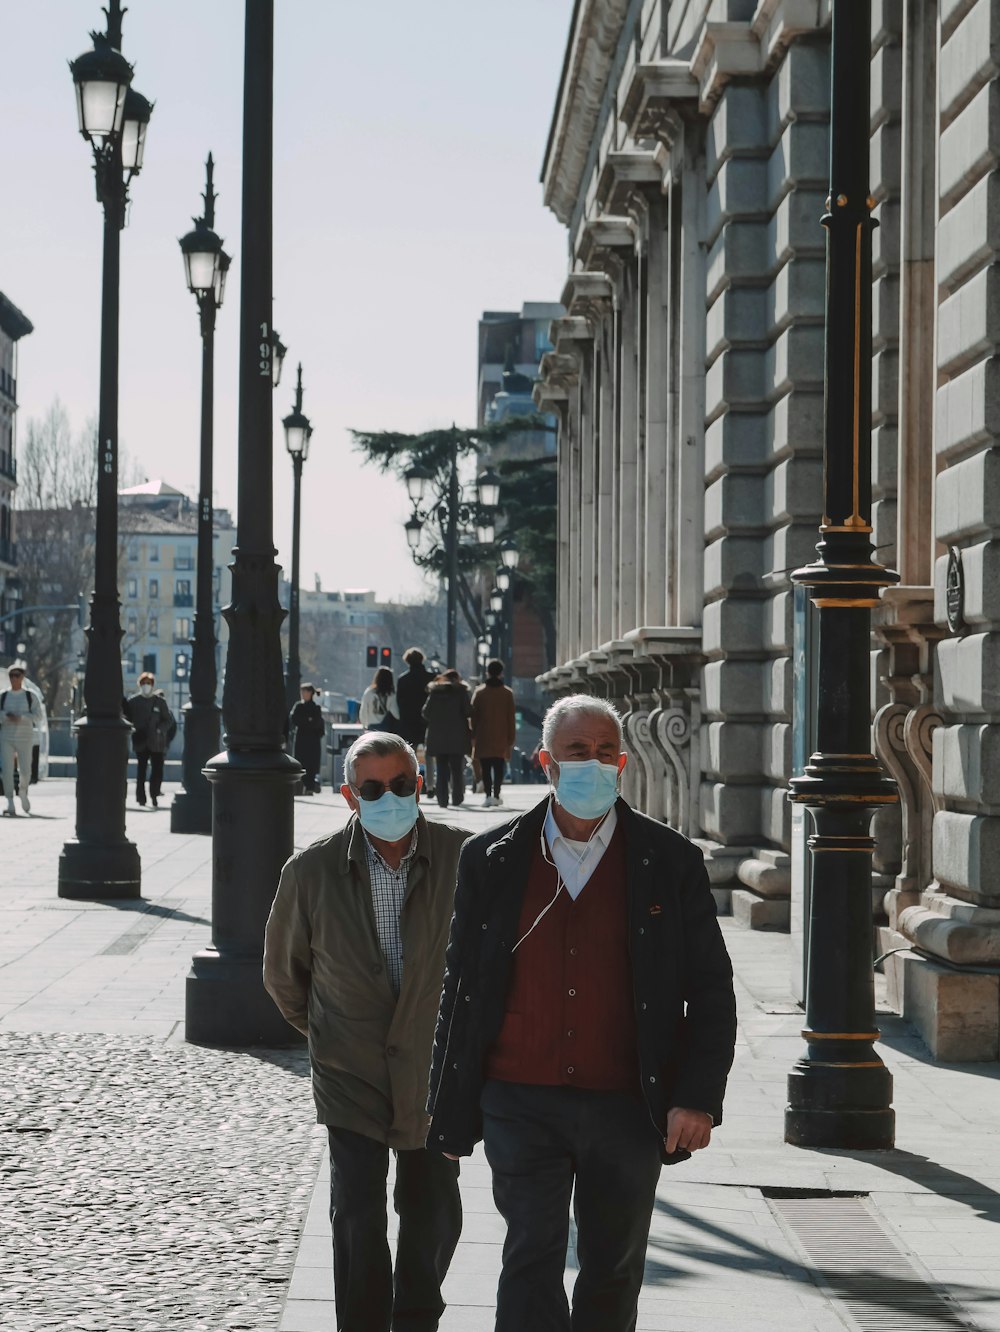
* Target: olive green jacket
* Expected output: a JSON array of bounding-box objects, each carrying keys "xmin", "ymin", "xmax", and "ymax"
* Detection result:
[{"xmin": 263, "ymin": 812, "xmax": 468, "ymax": 1150}]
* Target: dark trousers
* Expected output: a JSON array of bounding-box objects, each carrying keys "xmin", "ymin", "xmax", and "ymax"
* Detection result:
[
  {"xmin": 135, "ymin": 750, "xmax": 165, "ymax": 798},
  {"xmin": 434, "ymin": 754, "xmax": 465, "ymax": 808},
  {"xmin": 481, "ymin": 1081, "xmax": 662, "ymax": 1332},
  {"xmin": 481, "ymin": 757, "xmax": 505, "ymax": 798},
  {"xmin": 327, "ymin": 1127, "xmax": 462, "ymax": 1332}
]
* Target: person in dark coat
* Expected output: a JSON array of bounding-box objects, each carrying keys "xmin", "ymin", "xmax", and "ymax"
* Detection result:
[
  {"xmin": 395, "ymin": 646, "xmax": 434, "ymax": 747},
  {"xmin": 421, "ymin": 670, "xmax": 471, "ymax": 809},
  {"xmin": 470, "ymin": 659, "xmax": 516, "ymax": 808},
  {"xmin": 427, "ymin": 694, "xmax": 737, "ymax": 1332},
  {"xmin": 288, "ymin": 683, "xmax": 325, "ymax": 794},
  {"xmin": 123, "ymin": 672, "xmax": 176, "ymax": 808}
]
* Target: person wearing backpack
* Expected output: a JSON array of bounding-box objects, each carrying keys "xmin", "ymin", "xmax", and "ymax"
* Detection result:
[
  {"xmin": 1, "ymin": 666, "xmax": 37, "ymax": 816},
  {"xmin": 123, "ymin": 672, "xmax": 177, "ymax": 808}
]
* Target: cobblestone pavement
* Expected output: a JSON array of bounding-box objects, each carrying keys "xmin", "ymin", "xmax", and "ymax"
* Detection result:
[{"xmin": 1, "ymin": 1034, "xmax": 321, "ymax": 1332}]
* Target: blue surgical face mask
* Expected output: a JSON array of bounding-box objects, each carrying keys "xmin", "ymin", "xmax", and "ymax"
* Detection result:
[
  {"xmin": 550, "ymin": 758, "xmax": 620, "ymax": 821},
  {"xmin": 355, "ymin": 790, "xmax": 419, "ymax": 842}
]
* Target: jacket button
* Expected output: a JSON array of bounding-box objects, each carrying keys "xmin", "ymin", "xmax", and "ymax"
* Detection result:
[
  {"xmin": 482, "ymin": 923, "xmax": 488, "ymax": 930},
  {"xmin": 453, "ymin": 1061, "xmax": 459, "ymax": 1070},
  {"xmin": 643, "ymin": 857, "xmax": 650, "ymax": 866},
  {"xmin": 638, "ymin": 927, "xmax": 644, "ymax": 936},
  {"xmin": 387, "ymin": 1045, "xmax": 398, "ymax": 1056},
  {"xmin": 438, "ymin": 1134, "xmax": 444, "ymax": 1141},
  {"xmin": 568, "ymin": 988, "xmax": 576, "ymax": 997},
  {"xmin": 649, "ymin": 1075, "xmax": 656, "ymax": 1084},
  {"xmin": 566, "ymin": 1066, "xmax": 575, "ymax": 1075},
  {"xmin": 464, "ymin": 994, "xmax": 471, "ymax": 1002},
  {"xmin": 641, "ymin": 1002, "xmax": 647, "ymax": 1011},
  {"xmin": 569, "ymin": 947, "xmax": 578, "ymax": 956}
]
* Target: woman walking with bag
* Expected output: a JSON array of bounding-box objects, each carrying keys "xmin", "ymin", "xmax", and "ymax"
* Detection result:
[
  {"xmin": 471, "ymin": 659, "xmax": 516, "ymax": 807},
  {"xmin": 358, "ymin": 666, "xmax": 399, "ymax": 732}
]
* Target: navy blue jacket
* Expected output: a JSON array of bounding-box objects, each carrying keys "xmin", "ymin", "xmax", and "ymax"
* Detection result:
[{"xmin": 427, "ymin": 797, "xmax": 737, "ymax": 1161}]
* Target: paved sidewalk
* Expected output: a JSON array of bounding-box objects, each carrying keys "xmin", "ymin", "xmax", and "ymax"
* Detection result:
[{"xmin": 2, "ymin": 779, "xmax": 999, "ymax": 1331}]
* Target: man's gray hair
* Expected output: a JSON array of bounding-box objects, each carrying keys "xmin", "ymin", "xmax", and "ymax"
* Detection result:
[
  {"xmin": 541, "ymin": 695, "xmax": 624, "ymax": 752},
  {"xmin": 344, "ymin": 731, "xmax": 419, "ymax": 787}
]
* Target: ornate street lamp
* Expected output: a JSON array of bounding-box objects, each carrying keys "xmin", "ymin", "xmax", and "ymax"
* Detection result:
[
  {"xmin": 476, "ymin": 468, "xmax": 501, "ymax": 509},
  {"xmin": 786, "ymin": 0, "xmax": 898, "ymax": 1148},
  {"xmin": 60, "ymin": 0, "xmax": 152, "ymax": 900},
  {"xmin": 495, "ymin": 565, "xmax": 511, "ymax": 593},
  {"xmin": 404, "ymin": 515, "xmax": 424, "ymax": 549},
  {"xmin": 187, "ymin": 0, "xmax": 301, "ymax": 1046},
  {"xmin": 283, "ymin": 363, "xmax": 312, "ymax": 710},
  {"xmin": 499, "ymin": 536, "xmax": 520, "ymax": 569},
  {"xmin": 405, "ymin": 465, "xmax": 432, "ymax": 503},
  {"xmin": 489, "ymin": 587, "xmax": 504, "ymax": 615},
  {"xmin": 171, "ymin": 153, "xmax": 231, "ymax": 836},
  {"xmin": 475, "ymin": 518, "xmax": 495, "ymax": 546}
]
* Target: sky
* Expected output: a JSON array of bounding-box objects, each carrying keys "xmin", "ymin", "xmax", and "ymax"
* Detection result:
[{"xmin": 3, "ymin": 0, "xmax": 573, "ymax": 603}]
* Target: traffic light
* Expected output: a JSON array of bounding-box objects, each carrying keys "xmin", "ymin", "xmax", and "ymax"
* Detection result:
[
  {"xmin": 366, "ymin": 645, "xmax": 377, "ymax": 669},
  {"xmin": 380, "ymin": 646, "xmax": 392, "ymax": 667}
]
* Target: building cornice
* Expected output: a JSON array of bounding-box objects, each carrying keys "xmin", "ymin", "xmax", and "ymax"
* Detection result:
[
  {"xmin": 0, "ymin": 293, "xmax": 33, "ymax": 342},
  {"xmin": 541, "ymin": 0, "xmax": 633, "ymax": 226}
]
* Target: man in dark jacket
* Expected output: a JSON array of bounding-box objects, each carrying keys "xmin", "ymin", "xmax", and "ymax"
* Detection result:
[
  {"xmin": 395, "ymin": 647, "xmax": 433, "ymax": 748},
  {"xmin": 288, "ymin": 682, "xmax": 325, "ymax": 794},
  {"xmin": 123, "ymin": 673, "xmax": 176, "ymax": 808},
  {"xmin": 427, "ymin": 694, "xmax": 736, "ymax": 1332}
]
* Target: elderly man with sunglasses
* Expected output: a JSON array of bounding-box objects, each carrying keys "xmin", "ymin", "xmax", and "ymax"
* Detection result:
[{"xmin": 264, "ymin": 731, "xmax": 469, "ymax": 1332}]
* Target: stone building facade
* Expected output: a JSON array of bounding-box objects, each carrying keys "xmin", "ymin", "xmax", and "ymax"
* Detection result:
[
  {"xmin": 535, "ymin": 0, "xmax": 1000, "ymax": 1059},
  {"xmin": 0, "ymin": 291, "xmax": 33, "ymax": 661}
]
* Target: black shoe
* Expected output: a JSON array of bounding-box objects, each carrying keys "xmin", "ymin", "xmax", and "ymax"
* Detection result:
[
  {"xmin": 136, "ymin": 788, "xmax": 146, "ymax": 807},
  {"xmin": 151, "ymin": 794, "xmax": 159, "ymax": 808}
]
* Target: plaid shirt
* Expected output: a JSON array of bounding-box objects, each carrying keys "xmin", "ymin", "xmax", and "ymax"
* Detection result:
[{"xmin": 363, "ymin": 827, "xmax": 419, "ymax": 997}]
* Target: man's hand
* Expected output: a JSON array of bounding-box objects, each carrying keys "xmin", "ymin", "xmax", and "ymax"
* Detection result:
[
  {"xmin": 665, "ymin": 1107, "xmax": 713, "ymax": 1155},
  {"xmin": 442, "ymin": 1152, "xmax": 462, "ymax": 1161}
]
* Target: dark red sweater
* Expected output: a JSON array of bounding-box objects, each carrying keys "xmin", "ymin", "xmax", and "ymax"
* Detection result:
[{"xmin": 485, "ymin": 824, "xmax": 639, "ymax": 1090}]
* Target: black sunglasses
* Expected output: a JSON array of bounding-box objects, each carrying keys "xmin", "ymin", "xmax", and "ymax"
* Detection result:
[{"xmin": 351, "ymin": 775, "xmax": 419, "ymax": 802}]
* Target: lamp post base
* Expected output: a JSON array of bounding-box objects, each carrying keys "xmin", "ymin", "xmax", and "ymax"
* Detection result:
[
  {"xmin": 58, "ymin": 838, "xmax": 142, "ymax": 900},
  {"xmin": 186, "ymin": 948, "xmax": 303, "ymax": 1046},
  {"xmin": 184, "ymin": 745, "xmax": 300, "ymax": 1047},
  {"xmin": 170, "ymin": 701, "xmax": 220, "ymax": 835},
  {"xmin": 786, "ymin": 1058, "xmax": 895, "ymax": 1149}
]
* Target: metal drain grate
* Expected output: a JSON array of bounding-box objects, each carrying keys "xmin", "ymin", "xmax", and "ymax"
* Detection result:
[{"xmin": 766, "ymin": 1192, "xmax": 972, "ymax": 1331}]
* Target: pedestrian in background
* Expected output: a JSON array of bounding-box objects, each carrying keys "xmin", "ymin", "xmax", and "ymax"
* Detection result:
[
  {"xmin": 359, "ymin": 667, "xmax": 400, "ymax": 732},
  {"xmin": 422, "ymin": 669, "xmax": 471, "ymax": 809},
  {"xmin": 1, "ymin": 666, "xmax": 37, "ymax": 817},
  {"xmin": 428, "ymin": 694, "xmax": 737, "ymax": 1331},
  {"xmin": 395, "ymin": 647, "xmax": 433, "ymax": 748},
  {"xmin": 263, "ymin": 732, "xmax": 468, "ymax": 1332},
  {"xmin": 471, "ymin": 659, "xmax": 516, "ymax": 808},
  {"xmin": 123, "ymin": 672, "xmax": 176, "ymax": 808},
  {"xmin": 288, "ymin": 683, "xmax": 325, "ymax": 795}
]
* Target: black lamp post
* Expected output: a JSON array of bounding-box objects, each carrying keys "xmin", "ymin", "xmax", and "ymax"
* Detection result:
[
  {"xmin": 283, "ymin": 363, "xmax": 312, "ymax": 711},
  {"xmin": 786, "ymin": 0, "xmax": 899, "ymax": 1148},
  {"xmin": 186, "ymin": 0, "xmax": 301, "ymax": 1046},
  {"xmin": 403, "ymin": 454, "xmax": 501, "ymax": 665},
  {"xmin": 171, "ymin": 154, "xmax": 231, "ymax": 836},
  {"xmin": 498, "ymin": 537, "xmax": 519, "ymax": 681},
  {"xmin": 59, "ymin": 0, "xmax": 152, "ymax": 900}
]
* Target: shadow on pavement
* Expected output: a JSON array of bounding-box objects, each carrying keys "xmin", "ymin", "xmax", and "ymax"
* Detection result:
[
  {"xmin": 645, "ymin": 1196, "xmax": 984, "ymax": 1324},
  {"xmin": 100, "ymin": 899, "xmax": 212, "ymax": 928},
  {"xmin": 828, "ymin": 1147, "xmax": 1000, "ymax": 1224}
]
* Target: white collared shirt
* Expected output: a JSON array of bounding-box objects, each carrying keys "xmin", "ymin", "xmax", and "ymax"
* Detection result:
[{"xmin": 543, "ymin": 800, "xmax": 618, "ymax": 900}]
